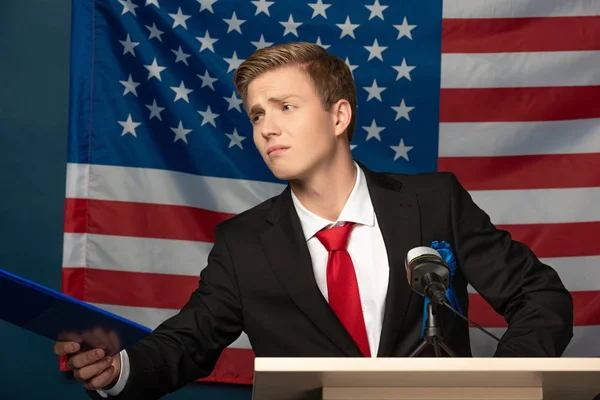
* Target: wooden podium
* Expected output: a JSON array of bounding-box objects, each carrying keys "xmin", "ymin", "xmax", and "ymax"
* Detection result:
[{"xmin": 252, "ymin": 358, "xmax": 600, "ymax": 400}]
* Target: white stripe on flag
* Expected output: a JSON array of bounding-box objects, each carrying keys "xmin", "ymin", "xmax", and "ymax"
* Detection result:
[
  {"xmin": 68, "ymin": 232, "xmax": 600, "ymax": 292},
  {"xmin": 85, "ymin": 233, "xmax": 211, "ymax": 276},
  {"xmin": 89, "ymin": 302, "xmax": 253, "ymax": 349},
  {"xmin": 62, "ymin": 232, "xmax": 87, "ymax": 267},
  {"xmin": 439, "ymin": 119, "xmax": 600, "ymax": 157},
  {"xmin": 468, "ymin": 255, "xmax": 600, "ymax": 293},
  {"xmin": 441, "ymin": 51, "xmax": 600, "ymax": 88},
  {"xmin": 65, "ymin": 164, "xmax": 600, "ymax": 226},
  {"xmin": 65, "ymin": 163, "xmax": 90, "ymax": 198},
  {"xmin": 470, "ymin": 187, "xmax": 600, "ymax": 225},
  {"xmin": 442, "ymin": 0, "xmax": 600, "ymax": 19},
  {"xmin": 66, "ymin": 163, "xmax": 286, "ymax": 213}
]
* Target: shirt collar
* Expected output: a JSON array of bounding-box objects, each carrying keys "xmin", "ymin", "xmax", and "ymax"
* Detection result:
[{"xmin": 291, "ymin": 162, "xmax": 375, "ymax": 241}]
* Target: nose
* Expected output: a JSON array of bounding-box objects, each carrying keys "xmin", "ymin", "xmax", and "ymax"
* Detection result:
[{"xmin": 260, "ymin": 112, "xmax": 281, "ymax": 139}]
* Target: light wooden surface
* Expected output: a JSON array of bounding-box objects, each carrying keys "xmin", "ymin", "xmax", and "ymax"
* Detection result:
[{"xmin": 252, "ymin": 358, "xmax": 600, "ymax": 400}]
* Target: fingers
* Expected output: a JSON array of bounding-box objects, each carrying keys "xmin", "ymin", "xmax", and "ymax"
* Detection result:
[
  {"xmin": 54, "ymin": 341, "xmax": 80, "ymax": 356},
  {"xmin": 73, "ymin": 355, "xmax": 113, "ymax": 381},
  {"xmin": 82, "ymin": 365, "xmax": 116, "ymax": 391},
  {"xmin": 67, "ymin": 348, "xmax": 105, "ymax": 369}
]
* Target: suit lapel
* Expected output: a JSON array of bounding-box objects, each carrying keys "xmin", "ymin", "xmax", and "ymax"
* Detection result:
[
  {"xmin": 361, "ymin": 166, "xmax": 422, "ymax": 357},
  {"xmin": 260, "ymin": 186, "xmax": 363, "ymax": 357}
]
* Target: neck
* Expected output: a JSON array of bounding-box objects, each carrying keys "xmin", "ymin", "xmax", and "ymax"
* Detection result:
[{"xmin": 290, "ymin": 147, "xmax": 356, "ymax": 222}]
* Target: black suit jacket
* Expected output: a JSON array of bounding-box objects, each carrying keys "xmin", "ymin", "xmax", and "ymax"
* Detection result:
[{"xmin": 89, "ymin": 164, "xmax": 573, "ymax": 399}]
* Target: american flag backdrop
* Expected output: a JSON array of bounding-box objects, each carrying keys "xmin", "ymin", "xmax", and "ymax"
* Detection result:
[{"xmin": 61, "ymin": 0, "xmax": 600, "ymax": 384}]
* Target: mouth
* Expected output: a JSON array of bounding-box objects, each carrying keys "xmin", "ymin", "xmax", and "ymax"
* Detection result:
[{"xmin": 267, "ymin": 146, "xmax": 290, "ymax": 157}]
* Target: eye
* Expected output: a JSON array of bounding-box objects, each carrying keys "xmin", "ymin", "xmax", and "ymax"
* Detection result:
[
  {"xmin": 282, "ymin": 104, "xmax": 294, "ymax": 111},
  {"xmin": 251, "ymin": 114, "xmax": 263, "ymax": 123}
]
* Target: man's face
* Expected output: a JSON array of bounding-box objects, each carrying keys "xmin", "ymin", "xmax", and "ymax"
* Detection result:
[{"xmin": 247, "ymin": 65, "xmax": 341, "ymax": 181}]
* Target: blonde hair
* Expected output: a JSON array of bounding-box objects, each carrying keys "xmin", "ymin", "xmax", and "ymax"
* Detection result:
[{"xmin": 233, "ymin": 42, "xmax": 357, "ymax": 141}]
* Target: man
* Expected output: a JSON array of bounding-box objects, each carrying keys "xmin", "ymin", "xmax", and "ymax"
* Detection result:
[{"xmin": 54, "ymin": 42, "xmax": 574, "ymax": 399}]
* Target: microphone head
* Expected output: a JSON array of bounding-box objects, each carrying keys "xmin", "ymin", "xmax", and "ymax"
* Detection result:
[{"xmin": 405, "ymin": 246, "xmax": 451, "ymax": 294}]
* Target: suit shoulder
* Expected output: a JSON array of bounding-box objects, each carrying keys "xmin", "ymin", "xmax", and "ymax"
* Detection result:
[{"xmin": 380, "ymin": 170, "xmax": 459, "ymax": 192}]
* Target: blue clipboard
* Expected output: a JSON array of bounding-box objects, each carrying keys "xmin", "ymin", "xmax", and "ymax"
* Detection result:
[{"xmin": 0, "ymin": 268, "xmax": 151, "ymax": 356}]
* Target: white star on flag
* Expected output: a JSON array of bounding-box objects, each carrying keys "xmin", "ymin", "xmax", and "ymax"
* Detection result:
[
  {"xmin": 118, "ymin": 114, "xmax": 141, "ymax": 137},
  {"xmin": 391, "ymin": 99, "xmax": 415, "ymax": 121},
  {"xmin": 308, "ymin": 0, "xmax": 331, "ymax": 19},
  {"xmin": 365, "ymin": 0, "xmax": 388, "ymax": 21},
  {"xmin": 280, "ymin": 14, "xmax": 302, "ymax": 37},
  {"xmin": 365, "ymin": 39, "xmax": 387, "ymax": 61},
  {"xmin": 172, "ymin": 46, "xmax": 191, "ymax": 65},
  {"xmin": 394, "ymin": 17, "xmax": 417, "ymax": 40},
  {"xmin": 251, "ymin": 34, "xmax": 274, "ymax": 50},
  {"xmin": 146, "ymin": 99, "xmax": 165, "ymax": 121},
  {"xmin": 363, "ymin": 79, "xmax": 386, "ymax": 102},
  {"xmin": 392, "ymin": 58, "xmax": 416, "ymax": 81},
  {"xmin": 145, "ymin": 0, "xmax": 160, "ymax": 8},
  {"xmin": 224, "ymin": 12, "xmax": 246, "ymax": 34},
  {"xmin": 197, "ymin": 70, "xmax": 218, "ymax": 90},
  {"xmin": 196, "ymin": 31, "xmax": 218, "ymax": 53},
  {"xmin": 146, "ymin": 23, "xmax": 164, "ymax": 42},
  {"xmin": 119, "ymin": 34, "xmax": 139, "ymax": 56},
  {"xmin": 144, "ymin": 58, "xmax": 167, "ymax": 81},
  {"xmin": 345, "ymin": 57, "xmax": 358, "ymax": 75},
  {"xmin": 118, "ymin": 0, "xmax": 138, "ymax": 16},
  {"xmin": 169, "ymin": 7, "xmax": 192, "ymax": 30},
  {"xmin": 315, "ymin": 37, "xmax": 330, "ymax": 50},
  {"xmin": 197, "ymin": 0, "xmax": 217, "ymax": 13},
  {"xmin": 198, "ymin": 105, "xmax": 220, "ymax": 127},
  {"xmin": 224, "ymin": 51, "xmax": 245, "ymax": 73},
  {"xmin": 226, "ymin": 128, "xmax": 247, "ymax": 149},
  {"xmin": 337, "ymin": 16, "xmax": 359, "ymax": 39},
  {"xmin": 390, "ymin": 138, "xmax": 413, "ymax": 161},
  {"xmin": 171, "ymin": 121, "xmax": 192, "ymax": 144},
  {"xmin": 224, "ymin": 92, "xmax": 243, "ymax": 112},
  {"xmin": 119, "ymin": 74, "xmax": 140, "ymax": 97},
  {"xmin": 252, "ymin": 0, "xmax": 274, "ymax": 16},
  {"xmin": 362, "ymin": 119, "xmax": 386, "ymax": 141},
  {"xmin": 171, "ymin": 81, "xmax": 194, "ymax": 103}
]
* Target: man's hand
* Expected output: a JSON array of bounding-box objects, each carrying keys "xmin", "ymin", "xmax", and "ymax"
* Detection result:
[{"xmin": 54, "ymin": 341, "xmax": 121, "ymax": 391}]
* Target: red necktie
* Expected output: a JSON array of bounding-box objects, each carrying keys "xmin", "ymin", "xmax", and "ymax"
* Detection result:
[{"xmin": 316, "ymin": 222, "xmax": 371, "ymax": 357}]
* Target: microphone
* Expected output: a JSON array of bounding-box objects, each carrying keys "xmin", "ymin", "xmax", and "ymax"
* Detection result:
[
  {"xmin": 405, "ymin": 246, "xmax": 522, "ymax": 356},
  {"xmin": 405, "ymin": 246, "xmax": 451, "ymax": 307}
]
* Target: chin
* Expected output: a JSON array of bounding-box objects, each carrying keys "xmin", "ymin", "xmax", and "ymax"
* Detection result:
[{"xmin": 267, "ymin": 163, "xmax": 305, "ymax": 182}]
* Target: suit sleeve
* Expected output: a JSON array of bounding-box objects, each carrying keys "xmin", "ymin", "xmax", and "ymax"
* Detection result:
[
  {"xmin": 447, "ymin": 172, "xmax": 574, "ymax": 357},
  {"xmin": 87, "ymin": 222, "xmax": 244, "ymax": 399}
]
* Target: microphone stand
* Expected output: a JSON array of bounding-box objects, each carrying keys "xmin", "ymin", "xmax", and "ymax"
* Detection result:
[{"xmin": 408, "ymin": 301, "xmax": 457, "ymax": 357}]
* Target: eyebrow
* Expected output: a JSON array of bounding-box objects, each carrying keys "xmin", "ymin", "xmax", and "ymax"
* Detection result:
[{"xmin": 248, "ymin": 94, "xmax": 302, "ymax": 116}]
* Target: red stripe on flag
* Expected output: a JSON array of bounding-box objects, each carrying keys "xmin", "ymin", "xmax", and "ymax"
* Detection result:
[
  {"xmin": 64, "ymin": 199, "xmax": 234, "ymax": 242},
  {"xmin": 442, "ymin": 16, "xmax": 600, "ymax": 53},
  {"xmin": 63, "ymin": 268, "xmax": 597, "ymax": 327},
  {"xmin": 63, "ymin": 268, "xmax": 199, "ymax": 309},
  {"xmin": 64, "ymin": 198, "xmax": 88, "ymax": 233},
  {"xmin": 64, "ymin": 202, "xmax": 600, "ymax": 260},
  {"xmin": 468, "ymin": 290, "xmax": 600, "ymax": 328},
  {"xmin": 438, "ymin": 153, "xmax": 600, "ymax": 190},
  {"xmin": 440, "ymin": 86, "xmax": 600, "ymax": 122},
  {"xmin": 497, "ymin": 222, "xmax": 600, "ymax": 259}
]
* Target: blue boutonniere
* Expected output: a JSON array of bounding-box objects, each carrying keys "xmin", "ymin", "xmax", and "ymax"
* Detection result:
[{"xmin": 419, "ymin": 240, "xmax": 463, "ymax": 339}]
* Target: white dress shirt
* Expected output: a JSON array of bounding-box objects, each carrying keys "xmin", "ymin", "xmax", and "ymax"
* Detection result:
[
  {"xmin": 290, "ymin": 162, "xmax": 390, "ymax": 356},
  {"xmin": 98, "ymin": 162, "xmax": 390, "ymax": 396}
]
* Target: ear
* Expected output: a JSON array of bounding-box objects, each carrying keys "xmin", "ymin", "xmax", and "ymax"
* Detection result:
[{"xmin": 332, "ymin": 99, "xmax": 352, "ymax": 138}]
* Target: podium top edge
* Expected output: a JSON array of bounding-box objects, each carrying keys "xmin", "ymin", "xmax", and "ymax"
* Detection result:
[{"xmin": 254, "ymin": 357, "xmax": 600, "ymax": 372}]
